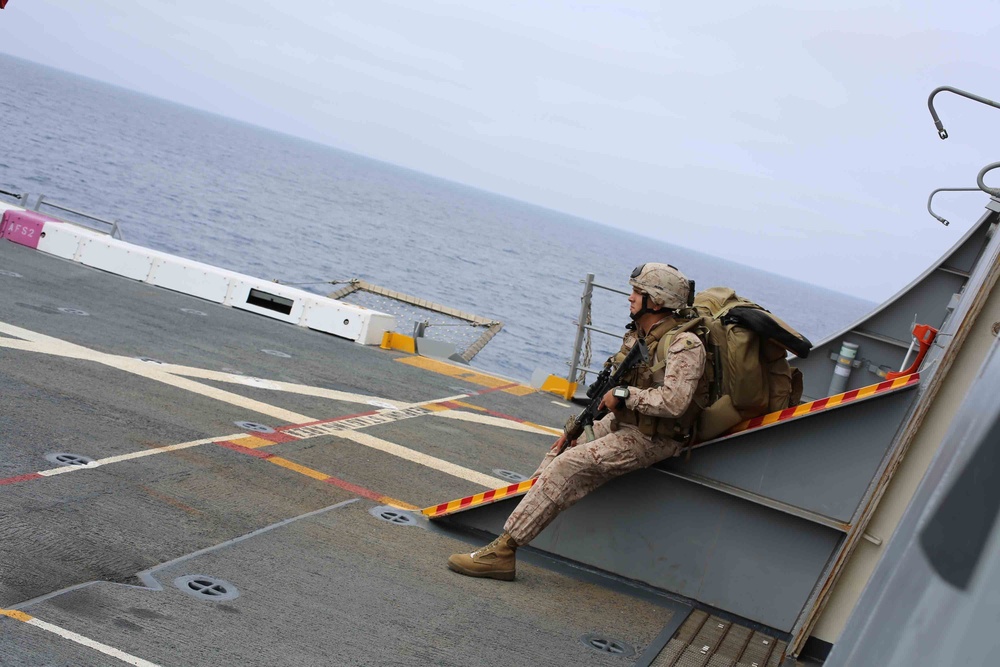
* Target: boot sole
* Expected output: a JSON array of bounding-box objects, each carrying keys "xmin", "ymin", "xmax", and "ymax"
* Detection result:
[{"xmin": 447, "ymin": 560, "xmax": 515, "ymax": 581}]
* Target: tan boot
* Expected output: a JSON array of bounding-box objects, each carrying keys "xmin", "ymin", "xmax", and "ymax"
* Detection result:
[{"xmin": 447, "ymin": 532, "xmax": 517, "ymax": 581}]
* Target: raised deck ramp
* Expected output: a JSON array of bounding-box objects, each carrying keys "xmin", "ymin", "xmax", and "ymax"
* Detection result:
[
  {"xmin": 429, "ymin": 198, "xmax": 1000, "ymax": 662},
  {"xmin": 428, "ymin": 374, "xmax": 921, "ymax": 633}
]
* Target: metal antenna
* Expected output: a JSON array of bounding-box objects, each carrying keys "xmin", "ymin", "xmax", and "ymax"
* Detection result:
[
  {"xmin": 927, "ymin": 86, "xmax": 1000, "ymax": 139},
  {"xmin": 926, "ymin": 187, "xmax": 982, "ymax": 226},
  {"xmin": 977, "ymin": 162, "xmax": 1000, "ymax": 197}
]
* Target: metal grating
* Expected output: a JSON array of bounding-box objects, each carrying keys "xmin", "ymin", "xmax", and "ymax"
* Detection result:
[
  {"xmin": 369, "ymin": 505, "xmax": 417, "ymax": 526},
  {"xmin": 45, "ymin": 452, "xmax": 95, "ymax": 467},
  {"xmin": 492, "ymin": 469, "xmax": 529, "ymax": 483},
  {"xmin": 581, "ymin": 633, "xmax": 636, "ymax": 658},
  {"xmin": 234, "ymin": 421, "xmax": 275, "ymax": 434},
  {"xmin": 328, "ymin": 279, "xmax": 502, "ymax": 362},
  {"xmin": 648, "ymin": 612, "xmax": 788, "ymax": 667},
  {"xmin": 173, "ymin": 575, "xmax": 240, "ymax": 602}
]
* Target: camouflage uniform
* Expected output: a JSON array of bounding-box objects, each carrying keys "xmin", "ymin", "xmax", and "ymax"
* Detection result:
[{"xmin": 504, "ymin": 329, "xmax": 706, "ymax": 546}]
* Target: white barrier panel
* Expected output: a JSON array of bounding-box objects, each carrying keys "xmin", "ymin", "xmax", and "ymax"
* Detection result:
[
  {"xmin": 357, "ymin": 311, "xmax": 396, "ymax": 346},
  {"xmin": 147, "ymin": 256, "xmax": 235, "ymax": 304},
  {"xmin": 35, "ymin": 221, "xmax": 104, "ymax": 260},
  {"xmin": 76, "ymin": 236, "xmax": 156, "ymax": 282},
  {"xmin": 2, "ymin": 207, "xmax": 396, "ymax": 344},
  {"xmin": 300, "ymin": 296, "xmax": 395, "ymax": 342}
]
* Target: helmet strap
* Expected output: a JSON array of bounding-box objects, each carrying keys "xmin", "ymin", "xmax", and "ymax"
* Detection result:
[
  {"xmin": 630, "ymin": 294, "xmax": 670, "ymax": 322},
  {"xmin": 630, "ymin": 293, "xmax": 651, "ymax": 321}
]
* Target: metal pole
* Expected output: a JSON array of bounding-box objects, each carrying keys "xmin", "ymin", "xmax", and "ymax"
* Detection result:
[
  {"xmin": 827, "ymin": 341, "xmax": 860, "ymax": 396},
  {"xmin": 567, "ymin": 273, "xmax": 594, "ymax": 384}
]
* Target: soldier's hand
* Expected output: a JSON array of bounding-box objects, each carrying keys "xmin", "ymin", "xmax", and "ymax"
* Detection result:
[
  {"xmin": 598, "ymin": 389, "xmax": 620, "ymax": 412},
  {"xmin": 551, "ymin": 434, "xmax": 578, "ymax": 452}
]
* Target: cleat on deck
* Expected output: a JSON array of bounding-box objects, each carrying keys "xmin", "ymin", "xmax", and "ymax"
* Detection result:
[{"xmin": 447, "ymin": 532, "xmax": 518, "ymax": 581}]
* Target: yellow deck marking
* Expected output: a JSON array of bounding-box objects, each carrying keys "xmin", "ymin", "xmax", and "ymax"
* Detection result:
[
  {"xmin": 237, "ymin": 435, "xmax": 275, "ymax": 449},
  {"xmin": 446, "ymin": 400, "xmax": 488, "ymax": 412},
  {"xmin": 1, "ymin": 609, "xmax": 33, "ymax": 622},
  {"xmin": 394, "ymin": 356, "xmax": 534, "ymax": 394},
  {"xmin": 268, "ymin": 456, "xmax": 333, "ymax": 481}
]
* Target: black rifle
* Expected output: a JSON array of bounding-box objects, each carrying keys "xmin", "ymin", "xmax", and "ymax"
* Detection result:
[{"xmin": 558, "ymin": 338, "xmax": 649, "ymax": 454}]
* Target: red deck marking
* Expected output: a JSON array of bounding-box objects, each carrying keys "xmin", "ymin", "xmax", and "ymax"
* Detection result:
[
  {"xmin": 277, "ymin": 410, "xmax": 380, "ymax": 431},
  {"xmin": 322, "ymin": 476, "xmax": 383, "ymax": 503},
  {"xmin": 216, "ymin": 438, "xmax": 413, "ymax": 508},
  {"xmin": 481, "ymin": 408, "xmax": 527, "ymax": 423},
  {"xmin": 0, "ymin": 472, "xmax": 43, "ymax": 485},
  {"xmin": 251, "ymin": 430, "xmax": 299, "ymax": 444},
  {"xmin": 216, "ymin": 440, "xmax": 274, "ymax": 459}
]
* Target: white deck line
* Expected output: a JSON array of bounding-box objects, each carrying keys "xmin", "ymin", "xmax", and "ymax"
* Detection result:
[
  {"xmin": 0, "ymin": 320, "xmax": 525, "ymax": 488},
  {"xmin": 337, "ymin": 431, "xmax": 506, "ymax": 487},
  {"xmin": 431, "ymin": 409, "xmax": 560, "ymax": 435},
  {"xmin": 0, "ymin": 611, "xmax": 160, "ymax": 667}
]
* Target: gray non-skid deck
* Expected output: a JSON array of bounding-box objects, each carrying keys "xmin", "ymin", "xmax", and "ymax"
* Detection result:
[{"xmin": 2, "ymin": 238, "xmax": 758, "ymax": 666}]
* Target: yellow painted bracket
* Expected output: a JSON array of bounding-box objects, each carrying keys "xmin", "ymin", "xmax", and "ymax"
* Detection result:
[
  {"xmin": 539, "ymin": 375, "xmax": 577, "ymax": 401},
  {"xmin": 380, "ymin": 331, "xmax": 416, "ymax": 354}
]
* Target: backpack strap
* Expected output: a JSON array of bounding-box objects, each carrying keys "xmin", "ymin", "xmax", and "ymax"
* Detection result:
[{"xmin": 648, "ymin": 318, "xmax": 705, "ymax": 374}]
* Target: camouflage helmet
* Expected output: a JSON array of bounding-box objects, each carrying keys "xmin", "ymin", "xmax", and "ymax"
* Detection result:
[{"xmin": 629, "ymin": 263, "xmax": 690, "ymax": 310}]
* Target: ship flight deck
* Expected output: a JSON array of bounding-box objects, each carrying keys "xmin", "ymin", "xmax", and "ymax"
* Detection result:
[{"xmin": 0, "ymin": 236, "xmax": 802, "ymax": 666}]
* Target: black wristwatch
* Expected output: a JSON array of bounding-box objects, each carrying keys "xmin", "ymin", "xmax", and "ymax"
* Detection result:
[{"xmin": 612, "ymin": 386, "xmax": 630, "ymax": 401}]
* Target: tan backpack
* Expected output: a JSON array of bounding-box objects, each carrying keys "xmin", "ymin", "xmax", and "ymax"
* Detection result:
[{"xmin": 692, "ymin": 287, "xmax": 811, "ymax": 441}]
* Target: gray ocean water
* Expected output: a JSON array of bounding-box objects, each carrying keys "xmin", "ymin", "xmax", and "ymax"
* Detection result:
[{"xmin": 0, "ymin": 54, "xmax": 874, "ymax": 382}]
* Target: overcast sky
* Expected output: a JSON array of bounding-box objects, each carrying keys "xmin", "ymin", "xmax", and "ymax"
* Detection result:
[{"xmin": 2, "ymin": 1, "xmax": 998, "ymax": 297}]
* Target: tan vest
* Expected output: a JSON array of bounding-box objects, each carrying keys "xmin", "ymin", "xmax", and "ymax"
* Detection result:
[{"xmin": 609, "ymin": 318, "xmax": 709, "ymax": 442}]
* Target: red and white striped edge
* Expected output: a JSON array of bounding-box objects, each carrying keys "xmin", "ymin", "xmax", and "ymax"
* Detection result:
[
  {"xmin": 703, "ymin": 372, "xmax": 920, "ymax": 445},
  {"xmin": 423, "ymin": 372, "xmax": 920, "ymax": 519},
  {"xmin": 422, "ymin": 479, "xmax": 536, "ymax": 519}
]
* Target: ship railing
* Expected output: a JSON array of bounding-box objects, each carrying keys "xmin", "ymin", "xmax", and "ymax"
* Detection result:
[
  {"xmin": 0, "ymin": 187, "xmax": 30, "ymax": 207},
  {"xmin": 34, "ymin": 194, "xmax": 124, "ymax": 240},
  {"xmin": 0, "ymin": 188, "xmax": 124, "ymax": 240},
  {"xmin": 566, "ymin": 272, "xmax": 627, "ymax": 387}
]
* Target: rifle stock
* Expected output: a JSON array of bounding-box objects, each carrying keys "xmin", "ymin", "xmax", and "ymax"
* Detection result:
[{"xmin": 558, "ymin": 338, "xmax": 649, "ymax": 453}]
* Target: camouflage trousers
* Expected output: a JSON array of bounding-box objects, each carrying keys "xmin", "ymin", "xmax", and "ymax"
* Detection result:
[{"xmin": 504, "ymin": 416, "xmax": 682, "ymax": 546}]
